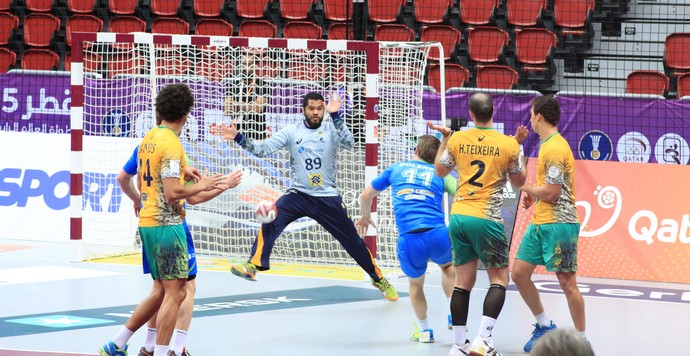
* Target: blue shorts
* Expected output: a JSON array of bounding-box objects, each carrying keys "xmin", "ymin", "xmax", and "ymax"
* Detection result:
[
  {"xmin": 143, "ymin": 221, "xmax": 197, "ymax": 280},
  {"xmin": 397, "ymin": 226, "xmax": 452, "ymax": 278}
]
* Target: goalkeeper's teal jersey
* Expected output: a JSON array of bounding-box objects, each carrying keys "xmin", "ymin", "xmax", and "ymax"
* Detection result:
[{"xmin": 235, "ymin": 111, "xmax": 354, "ymax": 197}]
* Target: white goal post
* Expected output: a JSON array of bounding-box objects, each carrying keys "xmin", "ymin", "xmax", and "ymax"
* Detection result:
[{"xmin": 70, "ymin": 32, "xmax": 446, "ymax": 270}]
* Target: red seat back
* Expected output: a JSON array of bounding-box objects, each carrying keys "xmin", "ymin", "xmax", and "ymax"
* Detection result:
[
  {"xmin": 476, "ymin": 65, "xmax": 518, "ymax": 89},
  {"xmin": 152, "ymin": 0, "xmax": 180, "ymax": 16},
  {"xmin": 554, "ymin": 0, "xmax": 593, "ymax": 28},
  {"xmin": 68, "ymin": 0, "xmax": 97, "ymax": 14},
  {"xmin": 0, "ymin": 47, "xmax": 15, "ymax": 72},
  {"xmin": 239, "ymin": 20, "xmax": 277, "ymax": 38},
  {"xmin": 67, "ymin": 14, "xmax": 103, "ymax": 47},
  {"xmin": 0, "ymin": 12, "xmax": 18, "ymax": 46},
  {"xmin": 468, "ymin": 26, "xmax": 508, "ymax": 63},
  {"xmin": 327, "ymin": 22, "xmax": 353, "ymax": 40},
  {"xmin": 459, "ymin": 0, "xmax": 498, "ymax": 26},
  {"xmin": 428, "ymin": 63, "xmax": 470, "ymax": 92},
  {"xmin": 323, "ymin": 0, "xmax": 353, "ymax": 21},
  {"xmin": 151, "ymin": 17, "xmax": 189, "ymax": 35},
  {"xmin": 283, "ymin": 20, "xmax": 321, "ymax": 39},
  {"xmin": 375, "ymin": 24, "xmax": 414, "ymax": 42},
  {"xmin": 506, "ymin": 0, "xmax": 545, "ymax": 27},
  {"xmin": 24, "ymin": 13, "xmax": 61, "ymax": 47},
  {"xmin": 195, "ymin": 19, "xmax": 233, "ymax": 36},
  {"xmin": 515, "ymin": 28, "xmax": 557, "ymax": 65},
  {"xmin": 21, "ymin": 49, "xmax": 59, "ymax": 70},
  {"xmin": 421, "ymin": 25, "xmax": 461, "ymax": 61},
  {"xmin": 415, "ymin": 0, "xmax": 451, "ymax": 24},
  {"xmin": 367, "ymin": 0, "xmax": 404, "ymax": 23},
  {"xmin": 665, "ymin": 33, "xmax": 690, "ymax": 71},
  {"xmin": 625, "ymin": 71, "xmax": 669, "ymax": 96}
]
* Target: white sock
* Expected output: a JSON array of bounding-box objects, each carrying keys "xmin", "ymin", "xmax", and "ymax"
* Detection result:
[
  {"xmin": 154, "ymin": 345, "xmax": 168, "ymax": 356},
  {"xmin": 453, "ymin": 325, "xmax": 467, "ymax": 345},
  {"xmin": 170, "ymin": 329, "xmax": 187, "ymax": 355},
  {"xmin": 143, "ymin": 328, "xmax": 157, "ymax": 352},
  {"xmin": 112, "ymin": 327, "xmax": 134, "ymax": 350},
  {"xmin": 579, "ymin": 330, "xmax": 587, "ymax": 339},
  {"xmin": 478, "ymin": 316, "xmax": 497, "ymax": 338},
  {"xmin": 535, "ymin": 312, "xmax": 551, "ymax": 327},
  {"xmin": 417, "ymin": 318, "xmax": 430, "ymax": 331}
]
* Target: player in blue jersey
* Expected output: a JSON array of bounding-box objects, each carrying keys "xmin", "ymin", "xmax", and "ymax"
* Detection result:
[
  {"xmin": 356, "ymin": 135, "xmax": 456, "ymax": 343},
  {"xmin": 215, "ymin": 91, "xmax": 398, "ymax": 301},
  {"xmin": 101, "ymin": 143, "xmax": 241, "ymax": 356}
]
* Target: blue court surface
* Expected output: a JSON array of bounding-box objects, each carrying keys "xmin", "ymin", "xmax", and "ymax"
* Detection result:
[{"xmin": 0, "ymin": 238, "xmax": 688, "ymax": 355}]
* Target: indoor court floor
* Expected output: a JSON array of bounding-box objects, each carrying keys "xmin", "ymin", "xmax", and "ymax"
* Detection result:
[{"xmin": 0, "ymin": 238, "xmax": 688, "ymax": 356}]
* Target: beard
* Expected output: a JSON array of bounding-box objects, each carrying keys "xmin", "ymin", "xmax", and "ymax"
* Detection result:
[{"xmin": 304, "ymin": 113, "xmax": 323, "ymax": 129}]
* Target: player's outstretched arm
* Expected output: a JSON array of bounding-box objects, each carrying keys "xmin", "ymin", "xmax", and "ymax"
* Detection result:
[
  {"xmin": 426, "ymin": 121, "xmax": 455, "ymax": 177},
  {"xmin": 214, "ymin": 121, "xmax": 289, "ymax": 157},
  {"xmin": 356, "ymin": 185, "xmax": 380, "ymax": 236},
  {"xmin": 187, "ymin": 170, "xmax": 243, "ymax": 205},
  {"xmin": 162, "ymin": 170, "xmax": 225, "ymax": 203}
]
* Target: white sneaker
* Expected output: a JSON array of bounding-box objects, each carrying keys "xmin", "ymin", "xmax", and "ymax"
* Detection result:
[
  {"xmin": 448, "ymin": 341, "xmax": 471, "ymax": 356},
  {"xmin": 469, "ymin": 335, "xmax": 502, "ymax": 356}
]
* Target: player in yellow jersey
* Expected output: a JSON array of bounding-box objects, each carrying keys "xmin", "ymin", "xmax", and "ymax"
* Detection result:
[
  {"xmin": 428, "ymin": 93, "xmax": 527, "ymax": 356},
  {"xmin": 99, "ymin": 84, "xmax": 225, "ymax": 356},
  {"xmin": 511, "ymin": 95, "xmax": 585, "ymax": 353}
]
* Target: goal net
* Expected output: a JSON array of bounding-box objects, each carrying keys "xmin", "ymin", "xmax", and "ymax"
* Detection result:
[{"xmin": 71, "ymin": 33, "xmax": 440, "ymax": 271}]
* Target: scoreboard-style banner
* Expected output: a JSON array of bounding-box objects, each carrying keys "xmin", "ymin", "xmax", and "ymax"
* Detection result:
[{"xmin": 510, "ymin": 159, "xmax": 690, "ymax": 284}]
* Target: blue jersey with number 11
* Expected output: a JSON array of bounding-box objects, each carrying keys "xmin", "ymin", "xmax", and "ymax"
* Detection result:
[{"xmin": 371, "ymin": 159, "xmax": 450, "ymax": 235}]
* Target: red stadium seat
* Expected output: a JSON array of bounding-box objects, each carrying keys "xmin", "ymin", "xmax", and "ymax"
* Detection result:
[
  {"xmin": 66, "ymin": 14, "xmax": 103, "ymax": 48},
  {"xmin": 108, "ymin": 16, "xmax": 147, "ymax": 50},
  {"xmin": 194, "ymin": 0, "xmax": 224, "ymax": 17},
  {"xmin": 415, "ymin": 0, "xmax": 452, "ymax": 24},
  {"xmin": 68, "ymin": 0, "xmax": 97, "ymax": 14},
  {"xmin": 25, "ymin": 0, "xmax": 52, "ymax": 12},
  {"xmin": 151, "ymin": 0, "xmax": 180, "ymax": 17},
  {"xmin": 506, "ymin": 0, "xmax": 545, "ymax": 27},
  {"xmin": 236, "ymin": 0, "xmax": 271, "ymax": 19},
  {"xmin": 280, "ymin": 0, "xmax": 316, "ymax": 20},
  {"xmin": 625, "ymin": 71, "xmax": 669, "ymax": 96},
  {"xmin": 238, "ymin": 19, "xmax": 277, "ymax": 38},
  {"xmin": 21, "ymin": 49, "xmax": 59, "ymax": 70},
  {"xmin": 152, "ymin": 17, "xmax": 189, "ymax": 35},
  {"xmin": 554, "ymin": 0, "xmax": 593, "ymax": 33},
  {"xmin": 0, "ymin": 47, "xmax": 15, "ymax": 72},
  {"xmin": 374, "ymin": 24, "xmax": 414, "ymax": 42},
  {"xmin": 109, "ymin": 0, "xmax": 137, "ymax": 15},
  {"xmin": 108, "ymin": 16, "xmax": 147, "ymax": 33},
  {"xmin": 324, "ymin": 0, "xmax": 353, "ymax": 21},
  {"xmin": 476, "ymin": 65, "xmax": 518, "ymax": 89},
  {"xmin": 283, "ymin": 20, "xmax": 321, "ymax": 39},
  {"xmin": 664, "ymin": 33, "xmax": 690, "ymax": 77},
  {"xmin": 468, "ymin": 26, "xmax": 508, "ymax": 64},
  {"xmin": 64, "ymin": 51, "xmax": 102, "ymax": 73},
  {"xmin": 107, "ymin": 52, "xmax": 145, "ymax": 77},
  {"xmin": 515, "ymin": 28, "xmax": 557, "ymax": 66},
  {"xmin": 0, "ymin": 0, "xmax": 9, "ymax": 11},
  {"xmin": 367, "ymin": 0, "xmax": 404, "ymax": 23},
  {"xmin": 421, "ymin": 25, "xmax": 461, "ymax": 61},
  {"xmin": 195, "ymin": 18, "xmax": 233, "ymax": 36},
  {"xmin": 327, "ymin": 22, "xmax": 353, "ymax": 40},
  {"xmin": 459, "ymin": 0, "xmax": 498, "ymax": 26},
  {"xmin": 678, "ymin": 73, "xmax": 690, "ymax": 99},
  {"xmin": 0, "ymin": 12, "xmax": 18, "ymax": 47},
  {"xmin": 24, "ymin": 13, "xmax": 61, "ymax": 47},
  {"xmin": 428, "ymin": 63, "xmax": 470, "ymax": 92}
]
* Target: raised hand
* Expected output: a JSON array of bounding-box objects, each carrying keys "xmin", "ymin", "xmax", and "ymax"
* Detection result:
[
  {"xmin": 211, "ymin": 121, "xmax": 238, "ymax": 141},
  {"xmin": 325, "ymin": 92, "xmax": 344, "ymax": 114},
  {"xmin": 513, "ymin": 125, "xmax": 529, "ymax": 144},
  {"xmin": 426, "ymin": 120, "xmax": 452, "ymax": 138},
  {"xmin": 355, "ymin": 216, "xmax": 376, "ymax": 236}
]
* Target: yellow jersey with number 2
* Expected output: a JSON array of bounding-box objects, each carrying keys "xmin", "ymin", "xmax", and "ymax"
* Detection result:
[{"xmin": 441, "ymin": 127, "xmax": 522, "ymax": 222}]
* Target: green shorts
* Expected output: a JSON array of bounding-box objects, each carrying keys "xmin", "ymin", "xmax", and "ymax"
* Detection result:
[
  {"xmin": 139, "ymin": 225, "xmax": 189, "ymax": 280},
  {"xmin": 449, "ymin": 214, "xmax": 509, "ymax": 268},
  {"xmin": 516, "ymin": 223, "xmax": 580, "ymax": 272}
]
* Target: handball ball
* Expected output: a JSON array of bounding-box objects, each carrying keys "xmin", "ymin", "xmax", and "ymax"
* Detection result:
[{"xmin": 255, "ymin": 200, "xmax": 277, "ymax": 224}]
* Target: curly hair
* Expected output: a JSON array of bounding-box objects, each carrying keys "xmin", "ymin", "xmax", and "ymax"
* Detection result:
[
  {"xmin": 531, "ymin": 95, "xmax": 561, "ymax": 126},
  {"xmin": 155, "ymin": 84, "xmax": 194, "ymax": 123}
]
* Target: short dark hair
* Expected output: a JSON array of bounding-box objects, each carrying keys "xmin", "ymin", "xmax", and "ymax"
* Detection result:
[
  {"xmin": 532, "ymin": 95, "xmax": 561, "ymax": 126},
  {"xmin": 303, "ymin": 92, "xmax": 325, "ymax": 108},
  {"xmin": 155, "ymin": 84, "xmax": 194, "ymax": 123},
  {"xmin": 468, "ymin": 93, "xmax": 493, "ymax": 123},
  {"xmin": 416, "ymin": 135, "xmax": 440, "ymax": 164},
  {"xmin": 530, "ymin": 328, "xmax": 594, "ymax": 356}
]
